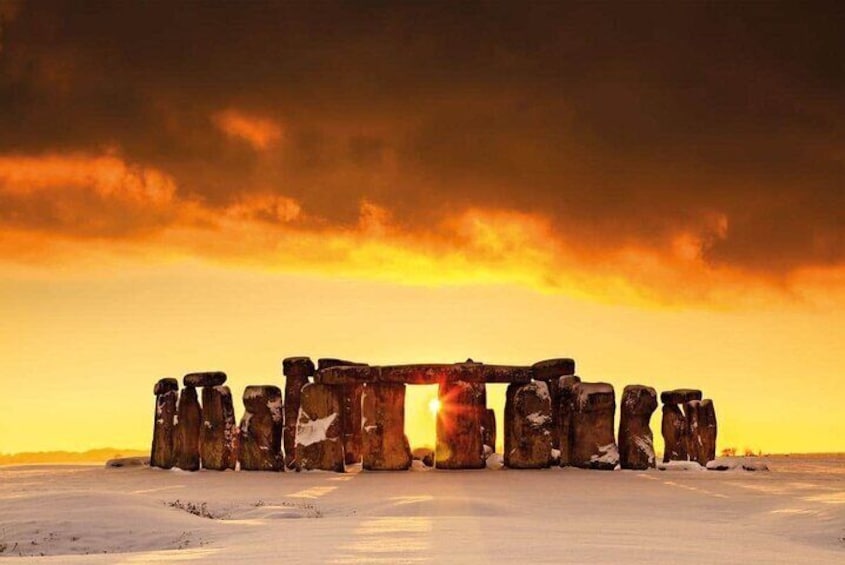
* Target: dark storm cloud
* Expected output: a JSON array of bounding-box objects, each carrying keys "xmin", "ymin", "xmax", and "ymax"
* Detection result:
[{"xmin": 0, "ymin": 0, "xmax": 843, "ymax": 276}]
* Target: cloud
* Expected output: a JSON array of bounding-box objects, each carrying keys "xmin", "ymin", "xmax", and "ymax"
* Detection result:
[
  {"xmin": 0, "ymin": 3, "xmax": 842, "ymax": 307},
  {"xmin": 212, "ymin": 109, "xmax": 283, "ymax": 151}
]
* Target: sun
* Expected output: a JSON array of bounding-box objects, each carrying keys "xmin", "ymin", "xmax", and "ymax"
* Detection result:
[{"xmin": 428, "ymin": 398, "xmax": 441, "ymax": 415}]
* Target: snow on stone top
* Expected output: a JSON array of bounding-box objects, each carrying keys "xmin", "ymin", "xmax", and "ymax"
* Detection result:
[
  {"xmin": 577, "ymin": 382, "xmax": 614, "ymax": 408},
  {"xmin": 527, "ymin": 380, "xmax": 550, "ymax": 400},
  {"xmin": 243, "ymin": 386, "xmax": 264, "ymax": 400}
]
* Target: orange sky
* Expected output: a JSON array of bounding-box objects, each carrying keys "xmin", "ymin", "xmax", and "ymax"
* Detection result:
[{"xmin": 0, "ymin": 2, "xmax": 843, "ymax": 455}]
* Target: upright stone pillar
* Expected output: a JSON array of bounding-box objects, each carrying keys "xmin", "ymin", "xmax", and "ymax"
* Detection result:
[
  {"xmin": 571, "ymin": 382, "xmax": 618, "ymax": 470},
  {"xmin": 174, "ymin": 385, "xmax": 201, "ymax": 471},
  {"xmin": 361, "ymin": 383, "xmax": 412, "ymax": 470},
  {"xmin": 200, "ymin": 385, "xmax": 237, "ymax": 470},
  {"xmin": 532, "ymin": 359, "xmax": 576, "ymax": 452},
  {"xmin": 481, "ymin": 408, "xmax": 497, "ymax": 453},
  {"xmin": 436, "ymin": 381, "xmax": 485, "ymax": 469},
  {"xmin": 318, "ymin": 358, "xmax": 368, "ymax": 465},
  {"xmin": 283, "ymin": 357, "xmax": 315, "ymax": 469},
  {"xmin": 239, "ymin": 385, "xmax": 284, "ymax": 471},
  {"xmin": 504, "ymin": 381, "xmax": 552, "ymax": 469},
  {"xmin": 618, "ymin": 385, "xmax": 658, "ymax": 470},
  {"xmin": 660, "ymin": 389, "xmax": 702, "ymax": 463},
  {"xmin": 685, "ymin": 399, "xmax": 717, "ymax": 465},
  {"xmin": 557, "ymin": 375, "xmax": 581, "ymax": 467},
  {"xmin": 151, "ymin": 378, "xmax": 178, "ymax": 469},
  {"xmin": 296, "ymin": 383, "xmax": 345, "ymax": 472}
]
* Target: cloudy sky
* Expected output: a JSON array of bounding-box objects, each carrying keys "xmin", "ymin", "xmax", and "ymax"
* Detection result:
[{"xmin": 1, "ymin": 1, "xmax": 843, "ymax": 455}]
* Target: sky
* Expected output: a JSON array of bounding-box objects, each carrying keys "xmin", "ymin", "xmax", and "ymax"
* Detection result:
[{"xmin": 0, "ymin": 1, "xmax": 843, "ymax": 456}]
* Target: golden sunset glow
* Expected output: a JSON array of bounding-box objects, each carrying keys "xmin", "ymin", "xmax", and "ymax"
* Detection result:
[
  {"xmin": 0, "ymin": 2, "xmax": 843, "ymax": 460},
  {"xmin": 428, "ymin": 398, "xmax": 442, "ymax": 416}
]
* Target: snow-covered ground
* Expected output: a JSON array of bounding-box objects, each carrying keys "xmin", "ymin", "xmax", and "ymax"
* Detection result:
[{"xmin": 1, "ymin": 455, "xmax": 843, "ymax": 563}]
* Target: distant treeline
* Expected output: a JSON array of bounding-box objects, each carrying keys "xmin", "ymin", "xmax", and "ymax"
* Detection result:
[{"xmin": 0, "ymin": 448, "xmax": 148, "ymax": 465}]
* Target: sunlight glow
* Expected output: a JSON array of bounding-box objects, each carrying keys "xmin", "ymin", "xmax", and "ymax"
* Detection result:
[{"xmin": 428, "ymin": 398, "xmax": 441, "ymax": 415}]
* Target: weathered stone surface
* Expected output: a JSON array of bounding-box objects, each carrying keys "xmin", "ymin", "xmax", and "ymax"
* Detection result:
[
  {"xmin": 238, "ymin": 385, "xmax": 283, "ymax": 471},
  {"xmin": 571, "ymin": 382, "xmax": 618, "ymax": 470},
  {"xmin": 183, "ymin": 371, "xmax": 226, "ymax": 388},
  {"xmin": 200, "ymin": 386, "xmax": 237, "ymax": 470},
  {"xmin": 530, "ymin": 360, "xmax": 576, "ymax": 451},
  {"xmin": 547, "ymin": 378, "xmax": 561, "ymax": 451},
  {"xmin": 151, "ymin": 386, "xmax": 177, "ymax": 469},
  {"xmin": 660, "ymin": 388, "xmax": 702, "ymax": 405},
  {"xmin": 618, "ymin": 385, "xmax": 658, "ymax": 470},
  {"xmin": 296, "ymin": 383, "xmax": 344, "ymax": 472},
  {"xmin": 531, "ymin": 358, "xmax": 576, "ymax": 381},
  {"xmin": 436, "ymin": 381, "xmax": 485, "ymax": 469},
  {"xmin": 557, "ymin": 375, "xmax": 581, "ymax": 467},
  {"xmin": 481, "ymin": 408, "xmax": 497, "ymax": 452},
  {"xmin": 153, "ymin": 377, "xmax": 178, "ymax": 396},
  {"xmin": 685, "ymin": 399, "xmax": 717, "ymax": 465},
  {"xmin": 315, "ymin": 365, "xmax": 378, "ymax": 385},
  {"xmin": 317, "ymin": 358, "xmax": 368, "ymax": 370},
  {"xmin": 174, "ymin": 386, "xmax": 201, "ymax": 471},
  {"xmin": 340, "ymin": 382, "xmax": 364, "ymax": 465},
  {"xmin": 283, "ymin": 360, "xmax": 313, "ymax": 469},
  {"xmin": 283, "ymin": 356, "xmax": 315, "ymax": 377},
  {"xmin": 362, "ymin": 383, "xmax": 412, "ymax": 470},
  {"xmin": 378, "ymin": 363, "xmax": 532, "ymax": 384},
  {"xmin": 504, "ymin": 381, "xmax": 552, "ymax": 468},
  {"xmin": 661, "ymin": 403, "xmax": 688, "ymax": 463},
  {"xmin": 412, "ymin": 447, "xmax": 435, "ymax": 467}
]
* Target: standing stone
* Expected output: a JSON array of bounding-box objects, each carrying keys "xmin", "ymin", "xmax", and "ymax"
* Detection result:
[
  {"xmin": 200, "ymin": 385, "xmax": 237, "ymax": 470},
  {"xmin": 504, "ymin": 381, "xmax": 552, "ymax": 468},
  {"xmin": 296, "ymin": 383, "xmax": 345, "ymax": 472},
  {"xmin": 685, "ymin": 399, "xmax": 717, "ymax": 465},
  {"xmin": 362, "ymin": 383, "xmax": 412, "ymax": 470},
  {"xmin": 174, "ymin": 386, "xmax": 201, "ymax": 471},
  {"xmin": 239, "ymin": 385, "xmax": 284, "ymax": 471},
  {"xmin": 618, "ymin": 385, "xmax": 658, "ymax": 470},
  {"xmin": 340, "ymin": 383, "xmax": 364, "ymax": 465},
  {"xmin": 661, "ymin": 404, "xmax": 688, "ymax": 463},
  {"xmin": 283, "ymin": 357, "xmax": 315, "ymax": 469},
  {"xmin": 557, "ymin": 375, "xmax": 581, "ymax": 467},
  {"xmin": 436, "ymin": 381, "xmax": 485, "ymax": 469},
  {"xmin": 532, "ymin": 359, "xmax": 576, "ymax": 452},
  {"xmin": 151, "ymin": 378, "xmax": 178, "ymax": 469},
  {"xmin": 318, "ymin": 359, "xmax": 369, "ymax": 466},
  {"xmin": 571, "ymin": 382, "xmax": 618, "ymax": 470},
  {"xmin": 481, "ymin": 408, "xmax": 497, "ymax": 453}
]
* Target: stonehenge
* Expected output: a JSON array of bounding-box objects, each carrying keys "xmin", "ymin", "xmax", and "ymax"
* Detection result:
[
  {"xmin": 283, "ymin": 357, "xmax": 314, "ymax": 469},
  {"xmin": 362, "ymin": 383, "xmax": 413, "ymax": 470},
  {"xmin": 685, "ymin": 399, "xmax": 718, "ymax": 465},
  {"xmin": 318, "ymin": 358, "xmax": 368, "ymax": 465},
  {"xmin": 436, "ymin": 381, "xmax": 485, "ymax": 469},
  {"xmin": 504, "ymin": 381, "xmax": 552, "ymax": 468},
  {"xmin": 150, "ymin": 357, "xmax": 719, "ymax": 474},
  {"xmin": 660, "ymin": 388, "xmax": 718, "ymax": 466},
  {"xmin": 618, "ymin": 385, "xmax": 658, "ymax": 470},
  {"xmin": 295, "ymin": 383, "xmax": 345, "ymax": 472},
  {"xmin": 151, "ymin": 378, "xmax": 178, "ymax": 469},
  {"xmin": 200, "ymin": 385, "xmax": 237, "ymax": 470},
  {"xmin": 571, "ymin": 382, "xmax": 618, "ymax": 470},
  {"xmin": 174, "ymin": 384, "xmax": 201, "ymax": 471},
  {"xmin": 238, "ymin": 385, "xmax": 284, "ymax": 471},
  {"xmin": 557, "ymin": 375, "xmax": 581, "ymax": 467}
]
